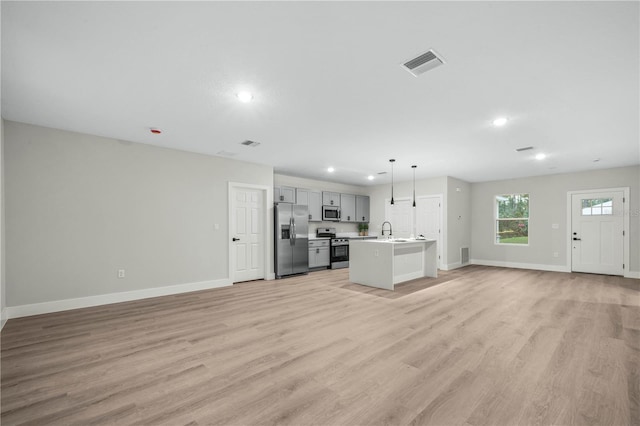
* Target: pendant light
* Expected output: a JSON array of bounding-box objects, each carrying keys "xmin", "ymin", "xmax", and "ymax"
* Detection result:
[
  {"xmin": 412, "ymin": 165, "xmax": 417, "ymax": 207},
  {"xmin": 389, "ymin": 159, "xmax": 395, "ymax": 205}
]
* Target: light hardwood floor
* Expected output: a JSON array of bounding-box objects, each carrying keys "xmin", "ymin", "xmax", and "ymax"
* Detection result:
[{"xmin": 2, "ymin": 266, "xmax": 639, "ymax": 425}]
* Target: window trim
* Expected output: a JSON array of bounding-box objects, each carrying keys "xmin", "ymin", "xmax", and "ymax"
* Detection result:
[{"xmin": 494, "ymin": 193, "xmax": 530, "ymax": 247}]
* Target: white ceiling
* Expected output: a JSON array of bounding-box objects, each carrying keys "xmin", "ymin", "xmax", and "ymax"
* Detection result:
[{"xmin": 2, "ymin": 1, "xmax": 639, "ymax": 185}]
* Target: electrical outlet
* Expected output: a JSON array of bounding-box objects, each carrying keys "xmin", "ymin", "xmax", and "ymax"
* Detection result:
[
  {"xmin": 214, "ymin": 223, "xmax": 220, "ymax": 230},
  {"xmin": 553, "ymin": 252, "xmax": 559, "ymax": 258},
  {"xmin": 118, "ymin": 269, "xmax": 125, "ymax": 279},
  {"xmin": 374, "ymin": 250, "xmax": 379, "ymax": 257}
]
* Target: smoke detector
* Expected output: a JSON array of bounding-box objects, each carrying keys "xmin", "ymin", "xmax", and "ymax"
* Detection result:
[{"xmin": 401, "ymin": 49, "xmax": 445, "ymax": 77}]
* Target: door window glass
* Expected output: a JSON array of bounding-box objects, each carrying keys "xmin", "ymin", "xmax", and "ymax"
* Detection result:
[{"xmin": 581, "ymin": 198, "xmax": 613, "ymax": 216}]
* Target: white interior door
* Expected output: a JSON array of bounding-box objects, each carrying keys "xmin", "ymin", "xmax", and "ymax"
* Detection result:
[
  {"xmin": 386, "ymin": 198, "xmax": 412, "ymax": 238},
  {"xmin": 571, "ymin": 191, "xmax": 624, "ymax": 275},
  {"xmin": 416, "ymin": 195, "xmax": 442, "ymax": 269},
  {"xmin": 231, "ymin": 188, "xmax": 265, "ymax": 283}
]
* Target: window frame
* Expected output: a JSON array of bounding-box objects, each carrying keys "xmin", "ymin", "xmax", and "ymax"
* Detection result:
[{"xmin": 494, "ymin": 193, "xmax": 530, "ymax": 246}]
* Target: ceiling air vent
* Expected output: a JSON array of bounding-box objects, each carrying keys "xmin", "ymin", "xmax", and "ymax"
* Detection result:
[
  {"xmin": 401, "ymin": 49, "xmax": 445, "ymax": 77},
  {"xmin": 240, "ymin": 140, "xmax": 261, "ymax": 148}
]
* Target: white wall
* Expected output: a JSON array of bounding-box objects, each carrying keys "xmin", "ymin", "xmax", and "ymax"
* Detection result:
[
  {"xmin": 368, "ymin": 176, "xmax": 446, "ymax": 236},
  {"xmin": 369, "ymin": 176, "xmax": 470, "ymax": 267},
  {"xmin": 445, "ymin": 176, "xmax": 472, "ymax": 269},
  {"xmin": 5, "ymin": 121, "xmax": 274, "ymax": 314},
  {"xmin": 274, "ymin": 174, "xmax": 368, "ymax": 235},
  {"xmin": 471, "ymin": 166, "xmax": 640, "ymax": 276},
  {"xmin": 0, "ymin": 5, "xmax": 6, "ymax": 327}
]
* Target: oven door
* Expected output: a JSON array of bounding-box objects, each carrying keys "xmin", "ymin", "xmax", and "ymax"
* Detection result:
[
  {"xmin": 330, "ymin": 244, "xmax": 349, "ymax": 262},
  {"xmin": 322, "ymin": 206, "xmax": 340, "ymax": 221}
]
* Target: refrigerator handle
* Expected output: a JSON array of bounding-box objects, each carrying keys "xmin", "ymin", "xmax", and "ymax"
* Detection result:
[
  {"xmin": 290, "ymin": 217, "xmax": 294, "ymax": 245},
  {"xmin": 292, "ymin": 217, "xmax": 296, "ymax": 243}
]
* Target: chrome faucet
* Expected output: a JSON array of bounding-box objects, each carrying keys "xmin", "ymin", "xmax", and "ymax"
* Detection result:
[{"xmin": 381, "ymin": 221, "xmax": 393, "ymax": 239}]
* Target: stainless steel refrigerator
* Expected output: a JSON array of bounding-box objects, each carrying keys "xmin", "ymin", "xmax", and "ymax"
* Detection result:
[{"xmin": 275, "ymin": 203, "xmax": 309, "ymax": 278}]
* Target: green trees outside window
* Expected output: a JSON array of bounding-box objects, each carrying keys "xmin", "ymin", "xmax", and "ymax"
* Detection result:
[{"xmin": 496, "ymin": 194, "xmax": 529, "ymax": 244}]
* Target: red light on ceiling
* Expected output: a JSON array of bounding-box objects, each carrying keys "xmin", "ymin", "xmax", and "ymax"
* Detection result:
[{"xmin": 150, "ymin": 128, "xmax": 162, "ymax": 134}]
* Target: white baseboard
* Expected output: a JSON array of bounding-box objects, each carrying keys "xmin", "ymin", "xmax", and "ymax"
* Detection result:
[
  {"xmin": 626, "ymin": 271, "xmax": 640, "ymax": 279},
  {"xmin": 266, "ymin": 272, "xmax": 276, "ymax": 280},
  {"xmin": 471, "ymin": 259, "xmax": 571, "ymax": 273},
  {"xmin": 1, "ymin": 308, "xmax": 7, "ymax": 331},
  {"xmin": 440, "ymin": 262, "xmax": 460, "ymax": 271},
  {"xmin": 6, "ymin": 278, "xmax": 232, "ymax": 319}
]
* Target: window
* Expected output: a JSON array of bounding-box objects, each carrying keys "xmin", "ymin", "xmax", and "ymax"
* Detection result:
[
  {"xmin": 581, "ymin": 198, "xmax": 613, "ymax": 216},
  {"xmin": 496, "ymin": 193, "xmax": 529, "ymax": 245}
]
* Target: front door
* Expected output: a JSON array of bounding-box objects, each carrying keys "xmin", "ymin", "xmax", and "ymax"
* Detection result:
[
  {"xmin": 571, "ymin": 191, "xmax": 624, "ymax": 275},
  {"xmin": 231, "ymin": 188, "xmax": 265, "ymax": 283}
]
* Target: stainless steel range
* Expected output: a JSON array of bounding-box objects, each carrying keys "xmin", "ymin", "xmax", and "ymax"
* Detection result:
[
  {"xmin": 330, "ymin": 237, "xmax": 349, "ymax": 269},
  {"xmin": 316, "ymin": 227, "xmax": 349, "ymax": 269}
]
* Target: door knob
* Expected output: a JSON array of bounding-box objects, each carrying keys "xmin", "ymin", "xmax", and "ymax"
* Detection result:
[{"xmin": 232, "ymin": 237, "xmax": 240, "ymax": 241}]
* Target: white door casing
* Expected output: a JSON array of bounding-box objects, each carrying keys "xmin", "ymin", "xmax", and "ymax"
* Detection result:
[
  {"xmin": 570, "ymin": 190, "xmax": 625, "ymax": 276},
  {"xmin": 229, "ymin": 184, "xmax": 267, "ymax": 283}
]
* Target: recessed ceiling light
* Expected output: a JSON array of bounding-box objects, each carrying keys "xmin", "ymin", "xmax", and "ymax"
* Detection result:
[
  {"xmin": 327, "ymin": 167, "xmax": 335, "ymax": 173},
  {"xmin": 367, "ymin": 175, "xmax": 374, "ymax": 180},
  {"xmin": 236, "ymin": 91, "xmax": 253, "ymax": 103},
  {"xmin": 535, "ymin": 153, "xmax": 546, "ymax": 160},
  {"xmin": 493, "ymin": 117, "xmax": 508, "ymax": 127}
]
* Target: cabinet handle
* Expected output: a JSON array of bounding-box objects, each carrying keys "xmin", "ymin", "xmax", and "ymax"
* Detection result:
[{"xmin": 316, "ymin": 248, "xmax": 319, "ymax": 253}]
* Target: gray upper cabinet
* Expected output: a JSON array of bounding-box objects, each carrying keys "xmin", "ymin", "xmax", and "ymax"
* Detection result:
[
  {"xmin": 308, "ymin": 190, "xmax": 322, "ymax": 222},
  {"xmin": 322, "ymin": 191, "xmax": 340, "ymax": 206},
  {"xmin": 340, "ymin": 193, "xmax": 356, "ymax": 222},
  {"xmin": 298, "ymin": 188, "xmax": 322, "ymax": 221},
  {"xmin": 275, "ymin": 186, "xmax": 296, "ymax": 203},
  {"xmin": 356, "ymin": 195, "xmax": 370, "ymax": 222}
]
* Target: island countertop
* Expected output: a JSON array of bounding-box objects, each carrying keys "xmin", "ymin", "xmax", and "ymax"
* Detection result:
[{"xmin": 349, "ymin": 238, "xmax": 437, "ymax": 290}]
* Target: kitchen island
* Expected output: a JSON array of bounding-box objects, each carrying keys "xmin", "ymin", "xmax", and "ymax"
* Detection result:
[{"xmin": 349, "ymin": 239, "xmax": 437, "ymax": 290}]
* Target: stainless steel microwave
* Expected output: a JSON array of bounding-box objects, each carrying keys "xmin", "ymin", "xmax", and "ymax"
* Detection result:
[{"xmin": 322, "ymin": 205, "xmax": 340, "ymax": 221}]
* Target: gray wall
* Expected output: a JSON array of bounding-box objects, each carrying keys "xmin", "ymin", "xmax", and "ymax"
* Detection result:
[
  {"xmin": 5, "ymin": 121, "xmax": 274, "ymax": 307},
  {"xmin": 445, "ymin": 176, "xmax": 472, "ymax": 268},
  {"xmin": 471, "ymin": 166, "xmax": 640, "ymax": 274},
  {"xmin": 368, "ymin": 176, "xmax": 446, "ymax": 237},
  {"xmin": 1, "ymin": 118, "xmax": 5, "ymax": 327}
]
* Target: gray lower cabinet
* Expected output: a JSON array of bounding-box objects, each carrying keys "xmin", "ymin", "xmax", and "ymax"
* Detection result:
[{"xmin": 308, "ymin": 240, "xmax": 330, "ymax": 268}]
